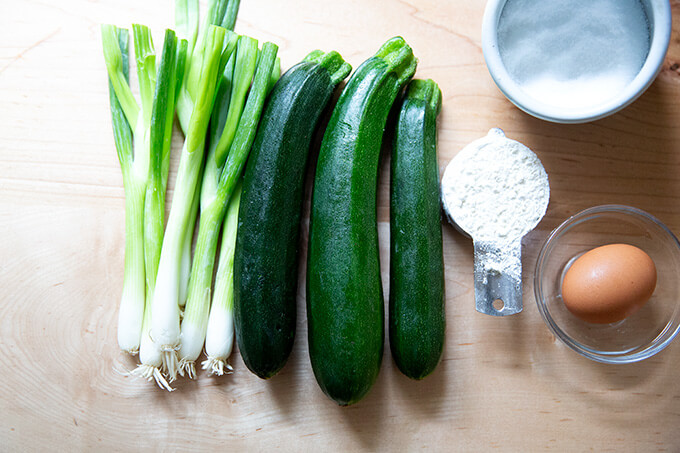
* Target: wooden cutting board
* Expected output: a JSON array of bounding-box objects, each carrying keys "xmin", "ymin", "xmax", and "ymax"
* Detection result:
[{"xmin": 2, "ymin": 0, "xmax": 680, "ymax": 450}]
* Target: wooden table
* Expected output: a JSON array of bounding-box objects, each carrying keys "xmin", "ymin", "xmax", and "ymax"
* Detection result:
[{"xmin": 2, "ymin": 0, "xmax": 680, "ymax": 450}]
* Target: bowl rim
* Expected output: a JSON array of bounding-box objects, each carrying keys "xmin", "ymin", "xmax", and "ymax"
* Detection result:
[
  {"xmin": 534, "ymin": 204, "xmax": 680, "ymax": 363},
  {"xmin": 481, "ymin": 0, "xmax": 672, "ymax": 124}
]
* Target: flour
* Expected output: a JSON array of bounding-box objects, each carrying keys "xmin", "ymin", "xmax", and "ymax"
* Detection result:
[
  {"xmin": 475, "ymin": 240, "xmax": 523, "ymax": 282},
  {"xmin": 441, "ymin": 128, "xmax": 549, "ymax": 242},
  {"xmin": 441, "ymin": 129, "xmax": 550, "ymax": 315}
]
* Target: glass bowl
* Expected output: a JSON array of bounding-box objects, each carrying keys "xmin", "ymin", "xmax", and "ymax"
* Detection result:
[{"xmin": 534, "ymin": 205, "xmax": 680, "ymax": 363}]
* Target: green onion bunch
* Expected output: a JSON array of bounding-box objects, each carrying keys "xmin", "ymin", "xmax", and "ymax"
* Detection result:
[{"xmin": 102, "ymin": 0, "xmax": 279, "ymax": 390}]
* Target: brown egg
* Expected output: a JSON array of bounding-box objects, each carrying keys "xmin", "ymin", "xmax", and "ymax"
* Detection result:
[{"xmin": 561, "ymin": 243, "xmax": 657, "ymax": 324}]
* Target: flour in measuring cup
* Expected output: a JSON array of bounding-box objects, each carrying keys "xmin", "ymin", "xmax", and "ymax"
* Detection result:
[{"xmin": 441, "ymin": 128, "xmax": 550, "ymax": 242}]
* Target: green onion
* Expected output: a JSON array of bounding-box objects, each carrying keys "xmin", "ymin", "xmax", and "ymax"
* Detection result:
[
  {"xmin": 175, "ymin": 0, "xmax": 199, "ymax": 55},
  {"xmin": 131, "ymin": 24, "xmax": 157, "ymax": 129},
  {"xmin": 103, "ymin": 26, "xmax": 146, "ymax": 355},
  {"xmin": 268, "ymin": 56, "xmax": 281, "ymax": 94},
  {"xmin": 103, "ymin": 24, "xmax": 187, "ymax": 361},
  {"xmin": 132, "ymin": 30, "xmax": 185, "ymax": 391},
  {"xmin": 102, "ymin": 25, "xmax": 140, "ymax": 129},
  {"xmin": 221, "ymin": 0, "xmax": 241, "ymax": 31},
  {"xmin": 178, "ymin": 41, "xmax": 278, "ymax": 378},
  {"xmin": 172, "ymin": 2, "xmax": 240, "ymax": 281},
  {"xmin": 174, "ymin": 0, "xmax": 241, "ymax": 311},
  {"xmin": 202, "ymin": 182, "xmax": 241, "ymax": 376},
  {"xmin": 178, "ymin": 184, "xmax": 200, "ymax": 308},
  {"xmin": 212, "ymin": 36, "xmax": 258, "ymax": 168},
  {"xmin": 176, "ymin": 0, "xmax": 241, "ymax": 133},
  {"xmin": 150, "ymin": 26, "xmax": 236, "ymax": 381}
]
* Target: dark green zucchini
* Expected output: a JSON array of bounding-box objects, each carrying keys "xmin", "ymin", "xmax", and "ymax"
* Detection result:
[
  {"xmin": 390, "ymin": 79, "xmax": 444, "ymax": 380},
  {"xmin": 234, "ymin": 51, "xmax": 351, "ymax": 379},
  {"xmin": 307, "ymin": 37, "xmax": 417, "ymax": 405}
]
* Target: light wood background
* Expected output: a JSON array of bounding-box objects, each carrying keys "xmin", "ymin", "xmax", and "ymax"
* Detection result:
[{"xmin": 2, "ymin": 0, "xmax": 680, "ymax": 451}]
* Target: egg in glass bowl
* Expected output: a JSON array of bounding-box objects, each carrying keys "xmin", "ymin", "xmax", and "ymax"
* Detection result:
[{"xmin": 534, "ymin": 205, "xmax": 680, "ymax": 363}]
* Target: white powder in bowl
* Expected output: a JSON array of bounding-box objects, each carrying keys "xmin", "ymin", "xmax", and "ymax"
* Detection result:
[
  {"xmin": 441, "ymin": 128, "xmax": 550, "ymax": 242},
  {"xmin": 497, "ymin": 0, "xmax": 650, "ymax": 110}
]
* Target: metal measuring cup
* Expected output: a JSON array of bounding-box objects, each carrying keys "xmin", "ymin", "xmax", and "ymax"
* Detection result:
[{"xmin": 441, "ymin": 129, "xmax": 550, "ymax": 316}]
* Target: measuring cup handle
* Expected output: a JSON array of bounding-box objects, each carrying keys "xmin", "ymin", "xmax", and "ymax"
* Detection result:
[{"xmin": 473, "ymin": 240, "xmax": 523, "ymax": 316}]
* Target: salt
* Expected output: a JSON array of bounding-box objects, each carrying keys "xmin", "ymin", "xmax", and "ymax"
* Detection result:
[{"xmin": 498, "ymin": 0, "xmax": 650, "ymax": 110}]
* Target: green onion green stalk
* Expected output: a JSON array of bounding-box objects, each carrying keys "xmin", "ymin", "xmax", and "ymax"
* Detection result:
[
  {"xmin": 102, "ymin": 25, "xmax": 185, "ymax": 362},
  {"xmin": 102, "ymin": 25, "xmax": 144, "ymax": 355},
  {"xmin": 178, "ymin": 41, "xmax": 279, "ymax": 378},
  {"xmin": 134, "ymin": 29, "xmax": 186, "ymax": 390},
  {"xmin": 174, "ymin": 0, "xmax": 241, "ymax": 310},
  {"xmin": 149, "ymin": 25, "xmax": 237, "ymax": 381},
  {"xmin": 176, "ymin": 0, "xmax": 241, "ymax": 133}
]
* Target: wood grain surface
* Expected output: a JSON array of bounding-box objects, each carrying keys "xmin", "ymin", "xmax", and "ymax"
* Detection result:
[{"xmin": 2, "ymin": 0, "xmax": 680, "ymax": 451}]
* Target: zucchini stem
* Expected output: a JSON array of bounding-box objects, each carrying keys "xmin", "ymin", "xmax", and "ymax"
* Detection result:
[{"xmin": 304, "ymin": 50, "xmax": 351, "ymax": 86}]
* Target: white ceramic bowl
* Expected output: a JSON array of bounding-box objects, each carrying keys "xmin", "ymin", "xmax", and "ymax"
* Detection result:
[{"xmin": 482, "ymin": 0, "xmax": 671, "ymax": 124}]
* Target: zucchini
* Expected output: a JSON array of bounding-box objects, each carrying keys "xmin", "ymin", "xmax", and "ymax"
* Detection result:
[
  {"xmin": 390, "ymin": 79, "xmax": 444, "ymax": 380},
  {"xmin": 234, "ymin": 50, "xmax": 351, "ymax": 379},
  {"xmin": 307, "ymin": 37, "xmax": 417, "ymax": 405}
]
